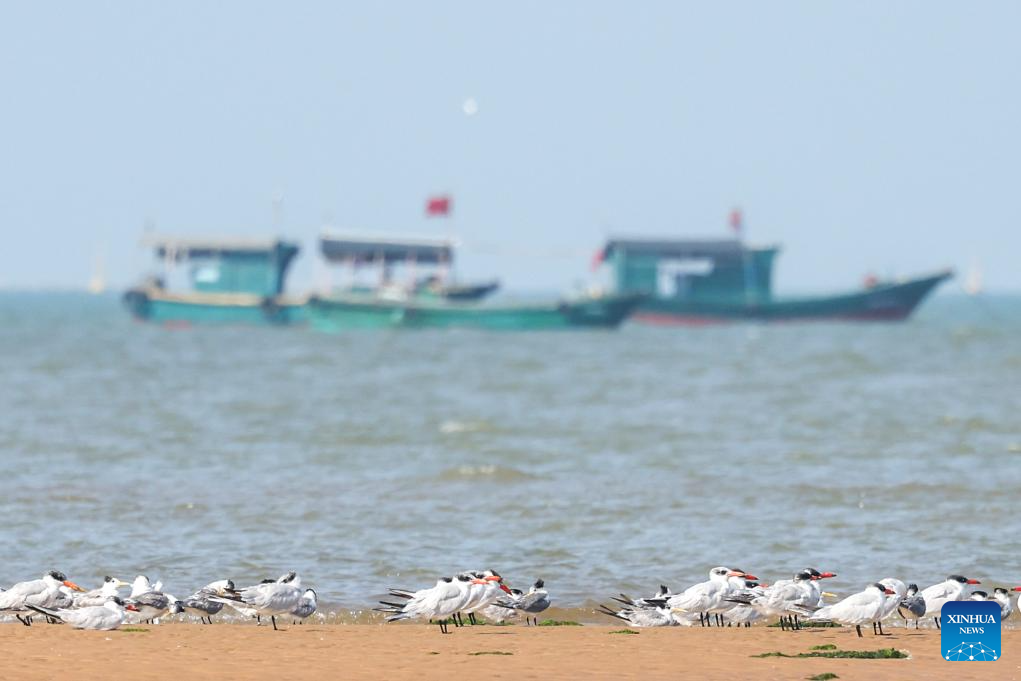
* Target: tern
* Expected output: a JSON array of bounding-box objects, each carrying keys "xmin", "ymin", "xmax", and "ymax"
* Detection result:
[
  {"xmin": 496, "ymin": 579, "xmax": 550, "ymax": 626},
  {"xmin": 479, "ymin": 588, "xmax": 522, "ymax": 624},
  {"xmin": 377, "ymin": 574, "xmax": 475, "ymax": 634},
  {"xmin": 290, "ymin": 588, "xmax": 317, "ymax": 624},
  {"xmin": 73, "ymin": 577, "xmax": 130, "ymax": 609},
  {"xmin": 921, "ymin": 575, "xmax": 980, "ymax": 629},
  {"xmin": 897, "ymin": 584, "xmax": 926, "ymax": 627},
  {"xmin": 876, "ymin": 578, "xmax": 907, "ymax": 635},
  {"xmin": 27, "ymin": 596, "xmax": 139, "ymax": 630},
  {"xmin": 0, "ymin": 571, "xmax": 85, "ymax": 626},
  {"xmin": 667, "ymin": 567, "xmax": 750, "ymax": 627},
  {"xmin": 211, "ymin": 571, "xmax": 304, "ymax": 631},
  {"xmin": 994, "ymin": 587, "xmax": 1021, "ymax": 620},
  {"xmin": 182, "ymin": 580, "xmax": 236, "ymax": 624},
  {"xmin": 810, "ymin": 583, "xmax": 896, "ymax": 637}
]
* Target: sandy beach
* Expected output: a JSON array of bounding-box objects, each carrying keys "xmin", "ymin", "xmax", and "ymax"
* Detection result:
[{"xmin": 2, "ymin": 624, "xmax": 1019, "ymax": 680}]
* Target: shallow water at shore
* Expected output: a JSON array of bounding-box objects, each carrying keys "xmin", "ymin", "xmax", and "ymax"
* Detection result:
[{"xmin": 1, "ymin": 292, "xmax": 1019, "ymax": 607}]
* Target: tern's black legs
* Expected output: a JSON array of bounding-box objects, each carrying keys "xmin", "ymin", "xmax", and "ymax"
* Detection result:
[
  {"xmin": 271, "ymin": 615, "xmax": 278, "ymax": 631},
  {"xmin": 468, "ymin": 612, "xmax": 477, "ymax": 625},
  {"xmin": 934, "ymin": 616, "xmax": 940, "ymax": 630},
  {"xmin": 15, "ymin": 614, "xmax": 31, "ymax": 627},
  {"xmin": 855, "ymin": 624, "xmax": 863, "ymax": 638}
]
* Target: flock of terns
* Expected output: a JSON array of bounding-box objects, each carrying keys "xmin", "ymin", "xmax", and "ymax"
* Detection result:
[
  {"xmin": 598, "ymin": 567, "xmax": 1017, "ymax": 637},
  {"xmin": 0, "ymin": 570, "xmax": 316, "ymax": 631},
  {"xmin": 2, "ymin": 566, "xmax": 1016, "ymax": 636}
]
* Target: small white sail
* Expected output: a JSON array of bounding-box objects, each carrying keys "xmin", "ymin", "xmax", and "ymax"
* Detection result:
[{"xmin": 963, "ymin": 258, "xmax": 983, "ymax": 296}]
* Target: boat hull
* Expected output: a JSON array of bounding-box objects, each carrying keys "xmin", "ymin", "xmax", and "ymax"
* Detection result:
[
  {"xmin": 123, "ymin": 289, "xmax": 306, "ymax": 326},
  {"xmin": 306, "ymin": 293, "xmax": 643, "ymax": 331},
  {"xmin": 633, "ymin": 271, "xmax": 952, "ymax": 324}
]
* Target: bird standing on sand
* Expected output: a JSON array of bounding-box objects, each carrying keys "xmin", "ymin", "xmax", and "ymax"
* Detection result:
[
  {"xmin": 666, "ymin": 567, "xmax": 750, "ymax": 627},
  {"xmin": 897, "ymin": 584, "xmax": 926, "ymax": 627},
  {"xmin": 376, "ymin": 574, "xmax": 475, "ymax": 634},
  {"xmin": 291, "ymin": 588, "xmax": 317, "ymax": 624},
  {"xmin": 498, "ymin": 579, "xmax": 550, "ymax": 626},
  {"xmin": 810, "ymin": 582, "xmax": 895, "ymax": 637},
  {"xmin": 921, "ymin": 575, "xmax": 980, "ymax": 629},
  {"xmin": 0, "ymin": 571, "xmax": 85, "ymax": 626},
  {"xmin": 992, "ymin": 586, "xmax": 1021, "ymax": 620},
  {"xmin": 27, "ymin": 596, "xmax": 138, "ymax": 630},
  {"xmin": 181, "ymin": 579, "xmax": 236, "ymax": 624},
  {"xmin": 211, "ymin": 571, "xmax": 304, "ymax": 631},
  {"xmin": 124, "ymin": 575, "xmax": 176, "ymax": 624},
  {"xmin": 876, "ymin": 578, "xmax": 906, "ymax": 635}
]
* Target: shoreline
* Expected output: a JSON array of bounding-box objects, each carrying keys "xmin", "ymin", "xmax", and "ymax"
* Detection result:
[{"xmin": 2, "ymin": 624, "xmax": 1017, "ymax": 680}]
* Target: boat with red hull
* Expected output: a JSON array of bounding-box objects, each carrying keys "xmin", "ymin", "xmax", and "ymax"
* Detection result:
[{"xmin": 597, "ymin": 237, "xmax": 952, "ymax": 324}]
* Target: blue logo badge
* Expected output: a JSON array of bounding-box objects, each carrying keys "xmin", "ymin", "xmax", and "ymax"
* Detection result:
[{"xmin": 941, "ymin": 601, "xmax": 1001, "ymax": 661}]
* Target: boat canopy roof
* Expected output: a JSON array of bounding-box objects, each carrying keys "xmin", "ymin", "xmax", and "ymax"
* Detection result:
[
  {"xmin": 320, "ymin": 231, "xmax": 455, "ymax": 265},
  {"xmin": 600, "ymin": 237, "xmax": 772, "ymax": 260},
  {"xmin": 143, "ymin": 235, "xmax": 300, "ymax": 260}
]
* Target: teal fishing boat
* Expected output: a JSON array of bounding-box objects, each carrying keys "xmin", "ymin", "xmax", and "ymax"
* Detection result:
[
  {"xmin": 308, "ymin": 232, "xmax": 642, "ymax": 331},
  {"xmin": 306, "ymin": 291, "xmax": 643, "ymax": 331},
  {"xmin": 123, "ymin": 237, "xmax": 305, "ymax": 325},
  {"xmin": 597, "ymin": 237, "xmax": 952, "ymax": 324}
]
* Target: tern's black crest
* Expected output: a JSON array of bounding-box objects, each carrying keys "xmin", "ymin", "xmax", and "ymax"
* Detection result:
[
  {"xmin": 971, "ymin": 590, "xmax": 988, "ymax": 598},
  {"xmin": 48, "ymin": 570, "xmax": 67, "ymax": 582},
  {"xmin": 534, "ymin": 579, "xmax": 544, "ymax": 589},
  {"xmin": 442, "ymin": 577, "xmax": 453, "ymax": 583},
  {"xmin": 110, "ymin": 596, "xmax": 125, "ymax": 606},
  {"xmin": 283, "ymin": 571, "xmax": 297, "ymax": 583},
  {"xmin": 794, "ymin": 571, "xmax": 813, "ymax": 581},
  {"xmin": 104, "ymin": 576, "xmax": 114, "ymax": 583},
  {"xmin": 948, "ymin": 574, "xmax": 968, "ymax": 583}
]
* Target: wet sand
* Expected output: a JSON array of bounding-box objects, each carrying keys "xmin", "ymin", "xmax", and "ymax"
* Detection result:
[{"xmin": 2, "ymin": 624, "xmax": 1019, "ymax": 680}]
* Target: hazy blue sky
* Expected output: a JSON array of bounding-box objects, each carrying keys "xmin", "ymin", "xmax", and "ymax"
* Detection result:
[{"xmin": 2, "ymin": 1, "xmax": 1018, "ymax": 292}]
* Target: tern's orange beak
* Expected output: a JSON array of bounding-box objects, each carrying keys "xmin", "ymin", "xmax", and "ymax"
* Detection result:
[
  {"xmin": 125, "ymin": 604, "xmax": 139, "ymax": 612},
  {"xmin": 819, "ymin": 572, "xmax": 837, "ymax": 579},
  {"xmin": 743, "ymin": 574, "xmax": 759, "ymax": 581},
  {"xmin": 64, "ymin": 580, "xmax": 85, "ymax": 592},
  {"xmin": 883, "ymin": 588, "xmax": 896, "ymax": 595},
  {"xmin": 1012, "ymin": 586, "xmax": 1021, "ymax": 592},
  {"xmin": 485, "ymin": 575, "xmax": 502, "ymax": 582},
  {"xmin": 500, "ymin": 584, "xmax": 512, "ymax": 594},
  {"xmin": 967, "ymin": 579, "xmax": 981, "ymax": 585},
  {"xmin": 470, "ymin": 579, "xmax": 487, "ymax": 585},
  {"xmin": 725, "ymin": 570, "xmax": 745, "ymax": 577}
]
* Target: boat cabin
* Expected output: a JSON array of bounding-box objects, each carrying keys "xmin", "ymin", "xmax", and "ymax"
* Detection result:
[
  {"xmin": 599, "ymin": 238, "xmax": 779, "ymax": 302},
  {"xmin": 318, "ymin": 231, "xmax": 498, "ymax": 301},
  {"xmin": 144, "ymin": 236, "xmax": 300, "ymax": 296}
]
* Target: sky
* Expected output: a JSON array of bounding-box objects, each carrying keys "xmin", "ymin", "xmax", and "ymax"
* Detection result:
[{"xmin": 1, "ymin": 1, "xmax": 1019, "ymax": 293}]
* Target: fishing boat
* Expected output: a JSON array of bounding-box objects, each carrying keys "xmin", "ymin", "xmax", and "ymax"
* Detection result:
[
  {"xmin": 306, "ymin": 290, "xmax": 642, "ymax": 331},
  {"xmin": 308, "ymin": 232, "xmax": 643, "ymax": 331},
  {"xmin": 123, "ymin": 236, "xmax": 305, "ymax": 325},
  {"xmin": 596, "ymin": 237, "xmax": 952, "ymax": 324}
]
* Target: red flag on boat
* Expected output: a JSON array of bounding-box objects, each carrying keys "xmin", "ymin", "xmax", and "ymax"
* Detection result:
[
  {"xmin": 426, "ymin": 195, "xmax": 452, "ymax": 217},
  {"xmin": 590, "ymin": 248, "xmax": 605, "ymax": 271},
  {"xmin": 729, "ymin": 208, "xmax": 743, "ymax": 236}
]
